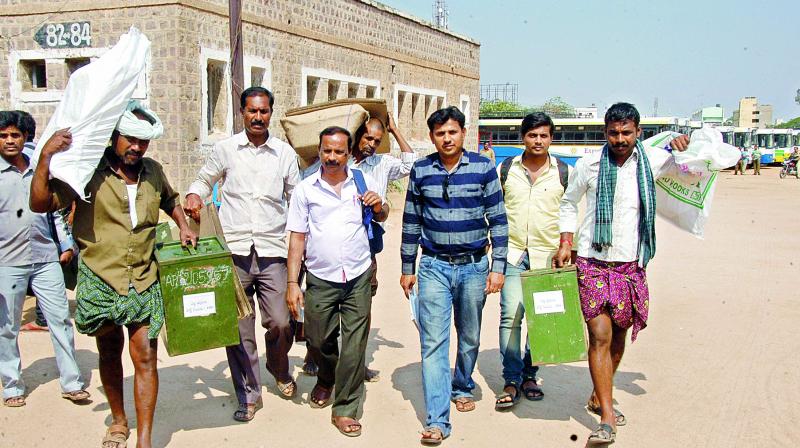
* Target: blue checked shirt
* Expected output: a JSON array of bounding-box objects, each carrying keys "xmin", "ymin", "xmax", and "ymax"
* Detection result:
[{"xmin": 401, "ymin": 150, "xmax": 508, "ymax": 275}]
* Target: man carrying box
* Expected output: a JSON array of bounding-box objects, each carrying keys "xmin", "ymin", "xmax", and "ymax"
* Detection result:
[
  {"xmin": 30, "ymin": 102, "xmax": 197, "ymax": 448},
  {"xmin": 494, "ymin": 112, "xmax": 574, "ymax": 410},
  {"xmin": 555, "ymin": 102, "xmax": 688, "ymax": 446},
  {"xmin": 185, "ymin": 87, "xmax": 300, "ymax": 422}
]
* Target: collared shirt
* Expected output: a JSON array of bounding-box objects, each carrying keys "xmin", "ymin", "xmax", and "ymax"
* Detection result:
[
  {"xmin": 286, "ymin": 166, "xmax": 377, "ymax": 283},
  {"xmin": 401, "ymin": 150, "xmax": 508, "ymax": 275},
  {"xmin": 51, "ymin": 150, "xmax": 179, "ymax": 295},
  {"xmin": 300, "ymin": 152, "xmax": 416, "ymax": 197},
  {"xmin": 0, "ymin": 155, "xmax": 60, "ymax": 266},
  {"xmin": 501, "ymin": 155, "xmax": 570, "ymax": 269},
  {"xmin": 188, "ymin": 131, "xmax": 300, "ymax": 257},
  {"xmin": 559, "ymin": 145, "xmax": 676, "ymax": 263}
]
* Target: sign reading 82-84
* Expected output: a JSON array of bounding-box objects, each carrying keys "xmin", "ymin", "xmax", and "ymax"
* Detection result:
[{"xmin": 34, "ymin": 22, "xmax": 92, "ymax": 49}]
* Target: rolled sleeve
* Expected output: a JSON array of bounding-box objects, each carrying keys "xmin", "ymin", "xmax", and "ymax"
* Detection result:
[
  {"xmin": 187, "ymin": 142, "xmax": 224, "ymax": 200},
  {"xmin": 157, "ymin": 165, "xmax": 179, "ymax": 213}
]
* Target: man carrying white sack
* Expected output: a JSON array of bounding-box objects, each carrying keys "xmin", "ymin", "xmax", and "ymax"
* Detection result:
[
  {"xmin": 554, "ymin": 102, "xmax": 690, "ymax": 446},
  {"xmin": 31, "ymin": 101, "xmax": 197, "ymax": 448}
]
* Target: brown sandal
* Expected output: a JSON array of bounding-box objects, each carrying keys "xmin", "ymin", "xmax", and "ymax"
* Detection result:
[
  {"xmin": 421, "ymin": 426, "xmax": 448, "ymax": 445},
  {"xmin": 453, "ymin": 397, "xmax": 475, "ymax": 412},
  {"xmin": 3, "ymin": 396, "xmax": 25, "ymax": 407},
  {"xmin": 277, "ymin": 379, "xmax": 297, "ymax": 398},
  {"xmin": 233, "ymin": 403, "xmax": 257, "ymax": 422},
  {"xmin": 102, "ymin": 424, "xmax": 129, "ymax": 448},
  {"xmin": 309, "ymin": 384, "xmax": 332, "ymax": 408},
  {"xmin": 331, "ymin": 416, "xmax": 362, "ymax": 437},
  {"xmin": 62, "ymin": 389, "xmax": 91, "ymax": 402}
]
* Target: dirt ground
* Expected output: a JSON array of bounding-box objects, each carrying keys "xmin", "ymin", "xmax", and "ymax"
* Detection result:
[{"xmin": 2, "ymin": 166, "xmax": 799, "ymax": 447}]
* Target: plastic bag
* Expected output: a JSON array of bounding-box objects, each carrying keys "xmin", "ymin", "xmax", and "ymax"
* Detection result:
[
  {"xmin": 32, "ymin": 27, "xmax": 151, "ymax": 198},
  {"xmin": 643, "ymin": 129, "xmax": 739, "ymax": 238}
]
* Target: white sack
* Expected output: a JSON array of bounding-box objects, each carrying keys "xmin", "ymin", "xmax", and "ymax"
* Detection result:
[
  {"xmin": 33, "ymin": 27, "xmax": 151, "ymax": 198},
  {"xmin": 643, "ymin": 129, "xmax": 739, "ymax": 238}
]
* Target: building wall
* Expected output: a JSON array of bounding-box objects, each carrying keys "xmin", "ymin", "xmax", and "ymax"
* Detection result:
[{"xmin": 0, "ymin": 0, "xmax": 481, "ymax": 193}]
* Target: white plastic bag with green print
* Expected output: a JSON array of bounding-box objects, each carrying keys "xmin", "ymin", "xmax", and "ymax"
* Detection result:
[{"xmin": 643, "ymin": 129, "xmax": 739, "ymax": 238}]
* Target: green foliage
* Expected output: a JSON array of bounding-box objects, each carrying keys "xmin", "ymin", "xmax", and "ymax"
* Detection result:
[
  {"xmin": 540, "ymin": 96, "xmax": 576, "ymax": 117},
  {"xmin": 775, "ymin": 117, "xmax": 800, "ymax": 129},
  {"xmin": 479, "ymin": 97, "xmax": 577, "ymax": 119},
  {"xmin": 479, "ymin": 100, "xmax": 524, "ymax": 115}
]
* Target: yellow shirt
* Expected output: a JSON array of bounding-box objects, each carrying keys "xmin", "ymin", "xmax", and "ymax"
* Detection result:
[{"xmin": 500, "ymin": 155, "xmax": 568, "ymax": 269}]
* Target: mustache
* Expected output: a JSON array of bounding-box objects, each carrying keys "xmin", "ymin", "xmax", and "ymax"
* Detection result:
[
  {"xmin": 324, "ymin": 160, "xmax": 340, "ymax": 166},
  {"xmin": 250, "ymin": 121, "xmax": 265, "ymax": 126}
]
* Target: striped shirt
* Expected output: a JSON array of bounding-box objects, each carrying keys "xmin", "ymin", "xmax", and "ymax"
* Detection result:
[{"xmin": 401, "ymin": 150, "xmax": 508, "ymax": 275}]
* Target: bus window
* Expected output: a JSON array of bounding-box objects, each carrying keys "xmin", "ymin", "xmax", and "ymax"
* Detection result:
[
  {"xmin": 553, "ymin": 132, "xmax": 563, "ymax": 141},
  {"xmin": 573, "ymin": 132, "xmax": 585, "ymax": 141},
  {"xmin": 775, "ymin": 134, "xmax": 788, "ymax": 148}
]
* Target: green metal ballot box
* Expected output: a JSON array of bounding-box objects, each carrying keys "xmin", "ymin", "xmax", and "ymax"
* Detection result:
[
  {"xmin": 155, "ymin": 236, "xmax": 240, "ymax": 356},
  {"xmin": 521, "ymin": 266, "xmax": 588, "ymax": 365}
]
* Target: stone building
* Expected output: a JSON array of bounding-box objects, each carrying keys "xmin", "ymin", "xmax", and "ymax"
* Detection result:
[{"xmin": 0, "ymin": 0, "xmax": 480, "ymax": 192}]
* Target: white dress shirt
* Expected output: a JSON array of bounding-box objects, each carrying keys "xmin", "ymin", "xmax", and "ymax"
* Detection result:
[
  {"xmin": 286, "ymin": 167, "xmax": 379, "ymax": 283},
  {"xmin": 187, "ymin": 131, "xmax": 300, "ymax": 257},
  {"xmin": 559, "ymin": 145, "xmax": 676, "ymax": 263}
]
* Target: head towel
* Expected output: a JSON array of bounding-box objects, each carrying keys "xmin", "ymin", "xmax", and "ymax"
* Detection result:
[{"xmin": 115, "ymin": 100, "xmax": 164, "ymax": 140}]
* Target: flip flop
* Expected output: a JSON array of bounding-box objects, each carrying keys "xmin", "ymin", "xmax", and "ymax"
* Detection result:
[
  {"xmin": 309, "ymin": 384, "xmax": 332, "ymax": 409},
  {"xmin": 277, "ymin": 379, "xmax": 297, "ymax": 399},
  {"xmin": 102, "ymin": 423, "xmax": 129, "ymax": 448},
  {"xmin": 233, "ymin": 403, "xmax": 257, "ymax": 422},
  {"xmin": 587, "ymin": 401, "xmax": 626, "ymax": 426},
  {"xmin": 3, "ymin": 396, "xmax": 25, "ymax": 407},
  {"xmin": 62, "ymin": 389, "xmax": 91, "ymax": 402},
  {"xmin": 521, "ymin": 379, "xmax": 544, "ymax": 401},
  {"xmin": 453, "ymin": 397, "xmax": 475, "ymax": 412},
  {"xmin": 420, "ymin": 426, "xmax": 448, "ymax": 446},
  {"xmin": 587, "ymin": 423, "xmax": 616, "ymax": 446},
  {"xmin": 495, "ymin": 383, "xmax": 521, "ymax": 410},
  {"xmin": 331, "ymin": 416, "xmax": 362, "ymax": 437}
]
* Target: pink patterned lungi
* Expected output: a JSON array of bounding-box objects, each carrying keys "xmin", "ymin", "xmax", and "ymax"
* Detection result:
[{"xmin": 575, "ymin": 257, "xmax": 650, "ymax": 342}]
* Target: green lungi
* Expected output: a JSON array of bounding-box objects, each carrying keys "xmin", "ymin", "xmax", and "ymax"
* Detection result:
[{"xmin": 75, "ymin": 261, "xmax": 164, "ymax": 339}]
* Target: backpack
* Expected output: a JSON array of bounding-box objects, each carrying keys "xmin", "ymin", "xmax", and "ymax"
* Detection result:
[
  {"xmin": 351, "ymin": 169, "xmax": 385, "ymax": 254},
  {"xmin": 499, "ymin": 155, "xmax": 569, "ymax": 192}
]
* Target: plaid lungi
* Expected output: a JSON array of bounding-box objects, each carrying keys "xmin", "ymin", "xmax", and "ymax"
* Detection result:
[{"xmin": 74, "ymin": 261, "xmax": 164, "ymax": 339}]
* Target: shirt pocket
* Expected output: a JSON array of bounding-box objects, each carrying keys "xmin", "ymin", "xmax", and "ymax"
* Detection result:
[{"xmin": 138, "ymin": 180, "xmax": 161, "ymax": 226}]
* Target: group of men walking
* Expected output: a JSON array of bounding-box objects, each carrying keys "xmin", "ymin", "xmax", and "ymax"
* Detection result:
[{"xmin": 1, "ymin": 88, "xmax": 691, "ymax": 447}]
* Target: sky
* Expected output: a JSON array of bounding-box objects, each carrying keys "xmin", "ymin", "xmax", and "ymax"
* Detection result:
[{"xmin": 379, "ymin": 0, "xmax": 800, "ymax": 121}]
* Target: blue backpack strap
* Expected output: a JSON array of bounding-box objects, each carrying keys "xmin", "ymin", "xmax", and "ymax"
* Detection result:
[{"xmin": 351, "ymin": 169, "xmax": 374, "ymax": 239}]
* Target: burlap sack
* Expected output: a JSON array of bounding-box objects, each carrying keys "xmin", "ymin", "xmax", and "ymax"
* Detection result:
[{"xmin": 281, "ymin": 98, "xmax": 391, "ymax": 169}]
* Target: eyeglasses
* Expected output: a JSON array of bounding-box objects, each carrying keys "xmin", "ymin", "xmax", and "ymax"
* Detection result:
[{"xmin": 442, "ymin": 175, "xmax": 450, "ymax": 202}]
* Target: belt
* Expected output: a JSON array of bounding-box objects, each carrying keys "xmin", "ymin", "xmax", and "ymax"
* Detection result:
[{"xmin": 422, "ymin": 248, "xmax": 487, "ymax": 265}]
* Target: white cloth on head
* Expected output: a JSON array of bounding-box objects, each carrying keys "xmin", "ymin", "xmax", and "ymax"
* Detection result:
[
  {"xmin": 32, "ymin": 27, "xmax": 151, "ymax": 199},
  {"xmin": 116, "ymin": 100, "xmax": 163, "ymax": 140}
]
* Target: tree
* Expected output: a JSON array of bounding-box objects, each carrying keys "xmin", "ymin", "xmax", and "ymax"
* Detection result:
[
  {"xmin": 540, "ymin": 96, "xmax": 576, "ymax": 117},
  {"xmin": 775, "ymin": 117, "xmax": 800, "ymax": 129},
  {"xmin": 479, "ymin": 100, "xmax": 524, "ymax": 115}
]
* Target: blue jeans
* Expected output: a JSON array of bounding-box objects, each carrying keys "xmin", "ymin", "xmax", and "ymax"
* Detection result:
[
  {"xmin": 417, "ymin": 254, "xmax": 489, "ymax": 437},
  {"xmin": 499, "ymin": 252, "xmax": 539, "ymax": 386},
  {"xmin": 0, "ymin": 263, "xmax": 84, "ymax": 399}
]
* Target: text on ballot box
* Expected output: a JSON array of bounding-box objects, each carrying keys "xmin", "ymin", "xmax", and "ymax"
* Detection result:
[
  {"xmin": 521, "ymin": 266, "xmax": 588, "ymax": 365},
  {"xmin": 155, "ymin": 236, "xmax": 240, "ymax": 356}
]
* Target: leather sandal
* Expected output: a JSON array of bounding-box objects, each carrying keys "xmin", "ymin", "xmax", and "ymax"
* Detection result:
[
  {"xmin": 101, "ymin": 423, "xmax": 129, "ymax": 448},
  {"xmin": 309, "ymin": 384, "xmax": 332, "ymax": 408},
  {"xmin": 331, "ymin": 416, "xmax": 362, "ymax": 437}
]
